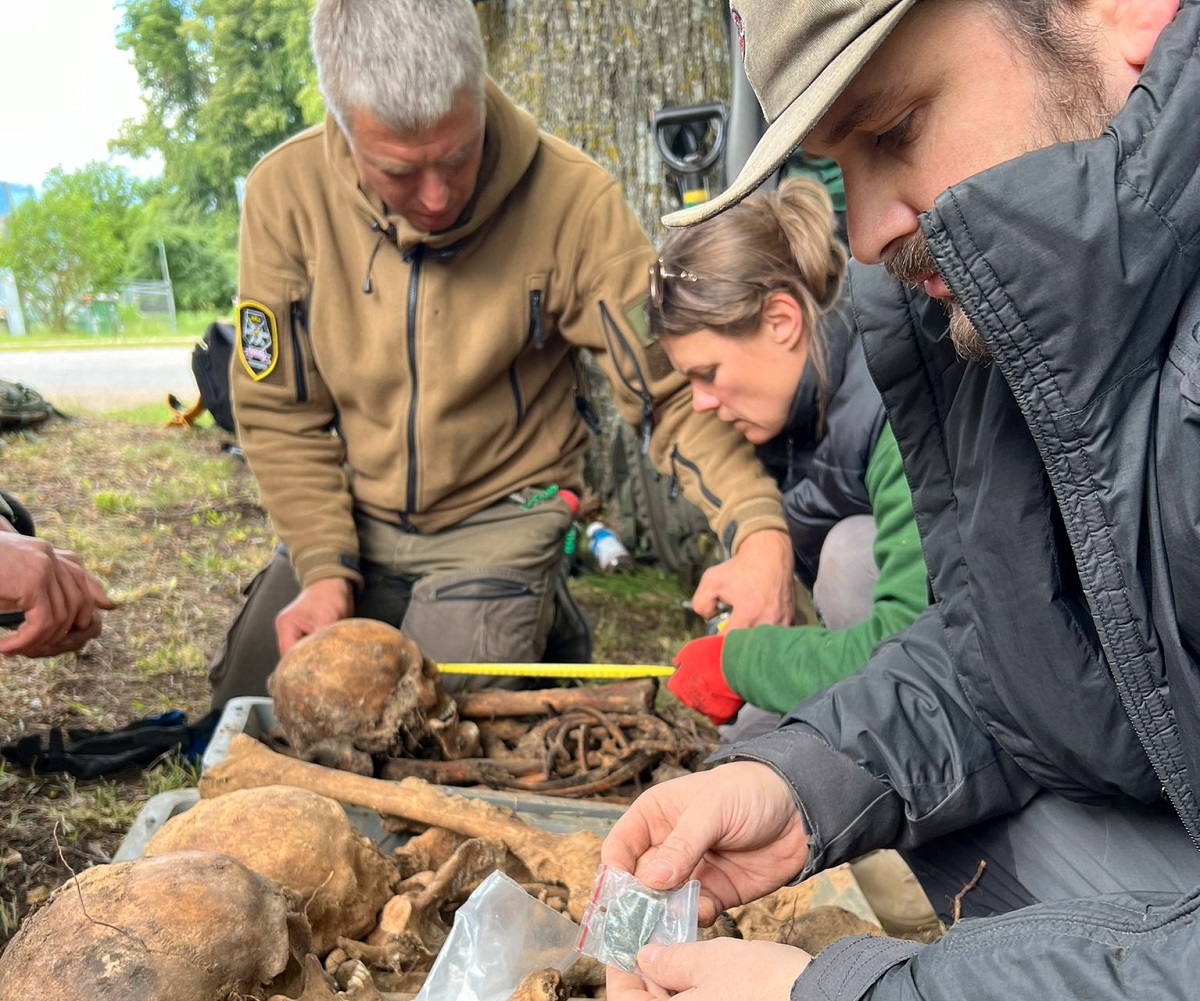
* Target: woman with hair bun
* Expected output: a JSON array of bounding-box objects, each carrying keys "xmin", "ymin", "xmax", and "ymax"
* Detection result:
[{"xmin": 649, "ymin": 178, "xmax": 928, "ymax": 738}]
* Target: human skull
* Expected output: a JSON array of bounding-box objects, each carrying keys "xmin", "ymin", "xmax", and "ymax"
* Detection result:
[
  {"xmin": 0, "ymin": 850, "xmax": 308, "ymax": 1001},
  {"xmin": 268, "ymin": 619, "xmax": 479, "ymax": 774},
  {"xmin": 144, "ymin": 785, "xmax": 397, "ymax": 955}
]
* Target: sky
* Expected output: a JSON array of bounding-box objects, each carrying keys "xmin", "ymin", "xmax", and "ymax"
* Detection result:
[{"xmin": 0, "ymin": 2, "xmax": 162, "ymax": 189}]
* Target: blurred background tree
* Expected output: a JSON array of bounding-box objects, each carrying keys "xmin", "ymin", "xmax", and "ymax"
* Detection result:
[
  {"xmin": 2, "ymin": 0, "xmax": 730, "ymax": 346},
  {"xmin": 0, "ymin": 164, "xmax": 143, "ymax": 331},
  {"xmin": 115, "ymin": 0, "xmax": 317, "ymax": 219},
  {"xmin": 474, "ymin": 0, "xmax": 731, "ymax": 497},
  {"xmin": 122, "ymin": 186, "xmax": 238, "ymax": 313},
  {"xmin": 114, "ymin": 0, "xmax": 730, "ymax": 241}
]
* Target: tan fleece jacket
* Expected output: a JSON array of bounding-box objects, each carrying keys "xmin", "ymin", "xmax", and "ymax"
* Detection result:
[{"xmin": 232, "ymin": 80, "xmax": 786, "ymax": 588}]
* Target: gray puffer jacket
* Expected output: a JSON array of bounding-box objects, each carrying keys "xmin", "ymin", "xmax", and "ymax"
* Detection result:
[{"xmin": 724, "ymin": 2, "xmax": 1200, "ymax": 996}]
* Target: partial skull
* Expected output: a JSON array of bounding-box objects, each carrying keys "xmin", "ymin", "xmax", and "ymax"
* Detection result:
[
  {"xmin": 0, "ymin": 850, "xmax": 308, "ymax": 1001},
  {"xmin": 144, "ymin": 784, "xmax": 397, "ymax": 955},
  {"xmin": 268, "ymin": 619, "xmax": 479, "ymax": 773}
]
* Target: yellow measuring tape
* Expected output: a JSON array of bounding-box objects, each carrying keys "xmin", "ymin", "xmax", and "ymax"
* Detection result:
[{"xmin": 437, "ymin": 662, "xmax": 674, "ymax": 679}]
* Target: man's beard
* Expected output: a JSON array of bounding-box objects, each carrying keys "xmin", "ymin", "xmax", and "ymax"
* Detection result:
[
  {"xmin": 883, "ymin": 75, "xmax": 1122, "ymax": 365},
  {"xmin": 886, "ymin": 234, "xmax": 992, "ymax": 363}
]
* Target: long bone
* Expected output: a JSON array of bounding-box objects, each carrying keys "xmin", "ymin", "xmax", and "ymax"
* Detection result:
[{"xmin": 199, "ymin": 734, "xmax": 607, "ymax": 921}]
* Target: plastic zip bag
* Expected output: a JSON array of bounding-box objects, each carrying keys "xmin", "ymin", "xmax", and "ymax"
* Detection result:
[
  {"xmin": 414, "ymin": 870, "xmax": 580, "ymax": 1001},
  {"xmin": 575, "ymin": 864, "xmax": 700, "ymax": 973}
]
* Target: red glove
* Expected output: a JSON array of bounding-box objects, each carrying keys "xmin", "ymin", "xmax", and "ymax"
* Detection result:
[{"xmin": 668, "ymin": 634, "xmax": 745, "ymax": 726}]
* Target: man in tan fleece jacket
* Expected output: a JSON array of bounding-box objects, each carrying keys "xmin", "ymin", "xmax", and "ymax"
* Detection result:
[{"xmin": 209, "ymin": 0, "xmax": 795, "ymax": 705}]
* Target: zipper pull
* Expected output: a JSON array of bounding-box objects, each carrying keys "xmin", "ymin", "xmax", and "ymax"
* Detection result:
[
  {"xmin": 528, "ymin": 289, "xmax": 545, "ymax": 349},
  {"xmin": 575, "ymin": 392, "xmax": 601, "ymax": 433}
]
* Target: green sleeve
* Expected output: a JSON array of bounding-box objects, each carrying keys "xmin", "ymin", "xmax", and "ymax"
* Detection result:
[{"xmin": 722, "ymin": 422, "xmax": 928, "ymax": 714}]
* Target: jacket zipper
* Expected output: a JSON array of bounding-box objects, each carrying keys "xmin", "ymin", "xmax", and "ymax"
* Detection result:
[
  {"xmin": 435, "ymin": 576, "xmax": 533, "ymax": 601},
  {"xmin": 528, "ymin": 289, "xmax": 545, "ymax": 349},
  {"xmin": 404, "ymin": 245, "xmax": 425, "ymax": 513},
  {"xmin": 598, "ymin": 301, "xmax": 655, "ymax": 449},
  {"xmin": 506, "ymin": 288, "xmax": 544, "ymax": 422},
  {"xmin": 509, "ymin": 289, "xmax": 546, "ymax": 425},
  {"xmin": 289, "ymin": 301, "xmax": 309, "ymax": 403},
  {"xmin": 669, "ymin": 444, "xmax": 722, "ymax": 508},
  {"xmin": 509, "ymin": 367, "xmax": 524, "ymax": 423},
  {"xmin": 572, "ymin": 353, "xmax": 602, "ymax": 433},
  {"xmin": 670, "ymin": 446, "xmax": 734, "ymax": 553}
]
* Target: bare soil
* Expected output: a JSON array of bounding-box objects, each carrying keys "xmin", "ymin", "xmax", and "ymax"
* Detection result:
[{"xmin": 0, "ymin": 413, "xmax": 698, "ymax": 948}]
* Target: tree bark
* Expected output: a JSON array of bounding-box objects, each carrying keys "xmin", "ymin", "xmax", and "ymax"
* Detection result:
[
  {"xmin": 477, "ymin": 1, "xmax": 730, "ymax": 240},
  {"xmin": 476, "ymin": 1, "xmax": 731, "ymax": 505}
]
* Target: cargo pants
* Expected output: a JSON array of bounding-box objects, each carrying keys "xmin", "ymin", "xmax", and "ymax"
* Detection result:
[{"xmin": 208, "ymin": 492, "xmax": 589, "ymax": 709}]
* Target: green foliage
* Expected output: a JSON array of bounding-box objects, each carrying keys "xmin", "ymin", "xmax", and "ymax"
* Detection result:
[
  {"xmin": 569, "ymin": 567, "xmax": 698, "ymax": 666},
  {"xmin": 116, "ymin": 0, "xmax": 321, "ymax": 212},
  {"xmin": 142, "ymin": 756, "xmax": 201, "ymax": 798},
  {"xmin": 0, "ymin": 164, "xmax": 146, "ymax": 332},
  {"xmin": 124, "ymin": 213, "xmax": 236, "ymax": 311}
]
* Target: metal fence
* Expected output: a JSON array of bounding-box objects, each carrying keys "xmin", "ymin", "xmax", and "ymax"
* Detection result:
[{"xmin": 118, "ymin": 279, "xmax": 177, "ymax": 332}]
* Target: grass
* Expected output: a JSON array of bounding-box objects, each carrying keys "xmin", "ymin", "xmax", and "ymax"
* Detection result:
[
  {"xmin": 0, "ymin": 310, "xmax": 217, "ymax": 351},
  {"xmin": 0, "ymin": 413, "xmax": 277, "ymax": 947},
  {"xmin": 133, "ymin": 640, "xmax": 210, "ymax": 679},
  {"xmin": 0, "ymin": 410, "xmax": 702, "ymax": 949},
  {"xmin": 105, "ymin": 402, "xmax": 217, "ymax": 426},
  {"xmin": 92, "ymin": 489, "xmax": 138, "ymax": 515},
  {"xmin": 572, "ymin": 565, "xmax": 698, "ymax": 666},
  {"xmin": 575, "ymin": 564, "xmax": 692, "ymax": 605},
  {"xmin": 0, "ymin": 900, "xmax": 18, "ymax": 941}
]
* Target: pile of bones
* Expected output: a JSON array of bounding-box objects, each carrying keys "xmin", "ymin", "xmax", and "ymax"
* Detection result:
[{"xmin": 0, "ymin": 621, "xmax": 886, "ymax": 1000}]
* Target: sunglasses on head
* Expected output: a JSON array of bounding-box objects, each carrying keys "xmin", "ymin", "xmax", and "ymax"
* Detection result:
[
  {"xmin": 649, "ymin": 258, "xmax": 700, "ymax": 309},
  {"xmin": 648, "ymin": 257, "xmax": 765, "ymax": 310}
]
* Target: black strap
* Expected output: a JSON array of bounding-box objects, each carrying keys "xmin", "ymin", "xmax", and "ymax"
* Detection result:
[{"xmin": 1, "ymin": 709, "xmax": 220, "ymax": 779}]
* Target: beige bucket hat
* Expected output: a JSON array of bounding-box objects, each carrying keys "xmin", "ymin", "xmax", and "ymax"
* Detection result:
[{"xmin": 665, "ymin": 0, "xmax": 918, "ymax": 227}]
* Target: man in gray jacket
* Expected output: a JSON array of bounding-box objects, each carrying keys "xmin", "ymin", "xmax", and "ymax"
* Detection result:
[{"xmin": 602, "ymin": 0, "xmax": 1200, "ymax": 998}]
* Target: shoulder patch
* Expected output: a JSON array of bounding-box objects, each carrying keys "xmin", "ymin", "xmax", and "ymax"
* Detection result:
[
  {"xmin": 237, "ymin": 300, "xmax": 279, "ymax": 380},
  {"xmin": 623, "ymin": 294, "xmax": 653, "ymax": 349}
]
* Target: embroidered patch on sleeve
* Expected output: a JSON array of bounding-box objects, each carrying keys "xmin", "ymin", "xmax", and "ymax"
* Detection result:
[
  {"xmin": 237, "ymin": 300, "xmax": 279, "ymax": 380},
  {"xmin": 623, "ymin": 294, "xmax": 653, "ymax": 348}
]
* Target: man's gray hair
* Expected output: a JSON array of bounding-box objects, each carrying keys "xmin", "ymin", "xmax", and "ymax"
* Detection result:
[{"xmin": 312, "ymin": 0, "xmax": 487, "ymax": 134}]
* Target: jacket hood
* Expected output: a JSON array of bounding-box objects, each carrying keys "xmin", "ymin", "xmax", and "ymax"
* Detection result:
[{"xmin": 324, "ymin": 76, "xmax": 541, "ymax": 251}]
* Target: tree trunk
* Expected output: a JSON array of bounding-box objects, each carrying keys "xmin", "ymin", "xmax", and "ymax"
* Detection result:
[
  {"xmin": 476, "ymin": 1, "xmax": 730, "ymax": 505},
  {"xmin": 477, "ymin": 0, "xmax": 730, "ymax": 239}
]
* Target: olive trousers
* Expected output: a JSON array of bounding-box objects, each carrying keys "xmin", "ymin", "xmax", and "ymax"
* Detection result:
[{"xmin": 208, "ymin": 493, "xmax": 587, "ymax": 709}]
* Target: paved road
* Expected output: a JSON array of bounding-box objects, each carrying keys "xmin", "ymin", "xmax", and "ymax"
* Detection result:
[{"xmin": 0, "ymin": 346, "xmax": 196, "ymax": 412}]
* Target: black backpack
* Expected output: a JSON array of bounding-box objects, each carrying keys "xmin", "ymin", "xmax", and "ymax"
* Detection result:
[
  {"xmin": 191, "ymin": 320, "xmax": 237, "ymax": 434},
  {"xmin": 607, "ymin": 420, "xmax": 723, "ymax": 588}
]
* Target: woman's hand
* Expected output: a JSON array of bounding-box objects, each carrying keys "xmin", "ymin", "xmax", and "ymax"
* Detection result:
[{"xmin": 692, "ymin": 528, "xmax": 794, "ymax": 627}]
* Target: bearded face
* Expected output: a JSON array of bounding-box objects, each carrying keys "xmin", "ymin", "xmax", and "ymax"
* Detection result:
[{"xmin": 881, "ymin": 39, "xmax": 1123, "ymax": 364}]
